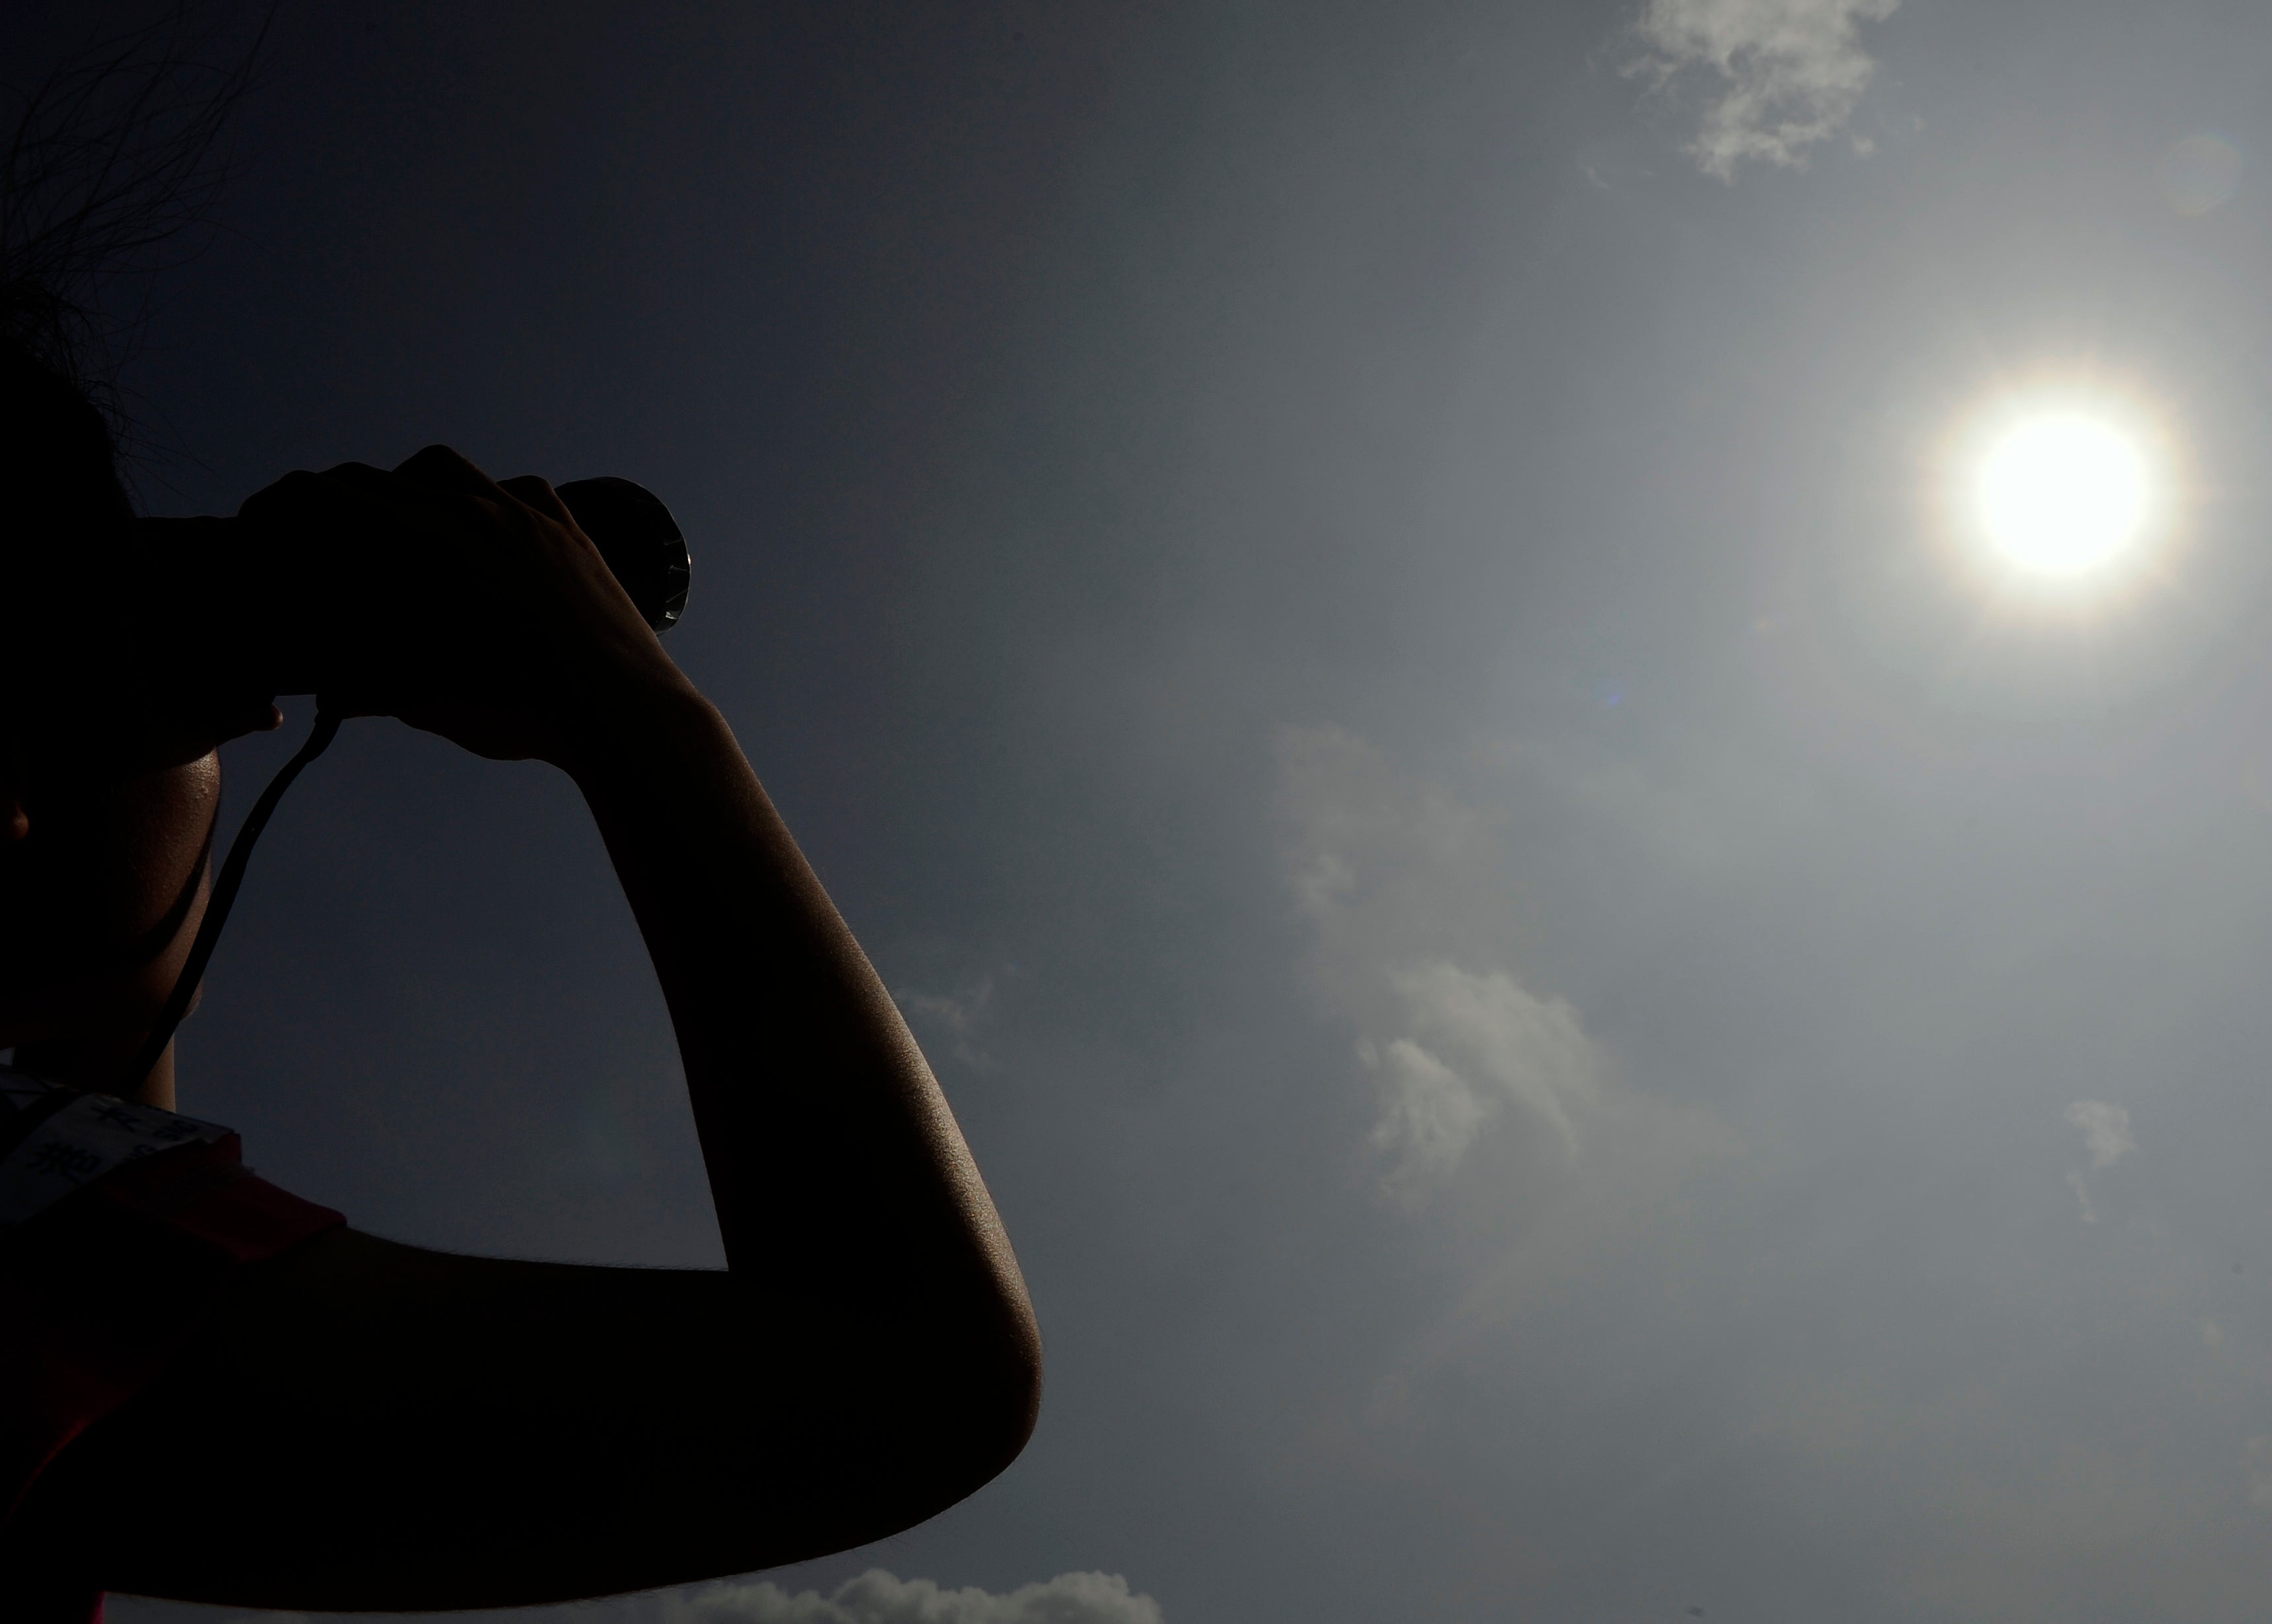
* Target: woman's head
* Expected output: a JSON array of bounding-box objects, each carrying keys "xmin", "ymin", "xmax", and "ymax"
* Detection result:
[
  {"xmin": 0, "ymin": 22, "xmax": 275, "ymax": 1095},
  {"xmin": 0, "ymin": 335, "xmax": 235, "ymax": 1095}
]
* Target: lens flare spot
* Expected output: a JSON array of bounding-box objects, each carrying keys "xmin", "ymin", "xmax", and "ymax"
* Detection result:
[{"xmin": 1975, "ymin": 413, "xmax": 2151, "ymax": 578}]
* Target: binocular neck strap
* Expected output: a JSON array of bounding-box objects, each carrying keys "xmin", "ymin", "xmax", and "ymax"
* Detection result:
[{"xmin": 122, "ymin": 710, "xmax": 341, "ymax": 1097}]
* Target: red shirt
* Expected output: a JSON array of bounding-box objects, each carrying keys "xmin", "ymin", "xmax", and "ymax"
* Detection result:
[{"xmin": 0, "ymin": 1067, "xmax": 344, "ymax": 1621}]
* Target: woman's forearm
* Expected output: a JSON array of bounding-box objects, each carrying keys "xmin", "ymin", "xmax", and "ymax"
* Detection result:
[{"xmin": 567, "ymin": 682, "xmax": 1036, "ymax": 1376}]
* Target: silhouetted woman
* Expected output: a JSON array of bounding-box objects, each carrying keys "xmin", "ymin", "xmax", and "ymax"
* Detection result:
[{"xmin": 0, "ymin": 30, "xmax": 1039, "ymax": 1624}]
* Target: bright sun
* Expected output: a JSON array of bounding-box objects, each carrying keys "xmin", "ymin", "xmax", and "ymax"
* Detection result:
[{"xmin": 1974, "ymin": 410, "xmax": 2153, "ymax": 579}]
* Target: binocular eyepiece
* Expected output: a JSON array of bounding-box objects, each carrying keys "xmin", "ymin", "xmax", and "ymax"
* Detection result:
[{"xmin": 129, "ymin": 475, "xmax": 691, "ymax": 700}]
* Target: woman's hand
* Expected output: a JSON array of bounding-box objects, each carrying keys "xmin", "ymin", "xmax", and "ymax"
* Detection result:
[{"xmin": 236, "ymin": 445, "xmax": 694, "ymax": 770}]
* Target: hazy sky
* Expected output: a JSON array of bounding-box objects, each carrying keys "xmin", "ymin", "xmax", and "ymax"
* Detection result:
[{"xmin": 20, "ymin": 0, "xmax": 2272, "ymax": 1619}]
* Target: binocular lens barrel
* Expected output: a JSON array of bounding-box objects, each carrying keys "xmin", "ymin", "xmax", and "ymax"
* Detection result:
[
  {"xmin": 131, "ymin": 476, "xmax": 689, "ymax": 700},
  {"xmin": 553, "ymin": 477, "xmax": 692, "ymax": 634}
]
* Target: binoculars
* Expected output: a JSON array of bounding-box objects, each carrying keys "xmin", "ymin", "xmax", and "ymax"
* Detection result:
[
  {"xmin": 130, "ymin": 475, "xmax": 691, "ymax": 698},
  {"xmin": 108, "ymin": 476, "xmax": 689, "ymax": 1090}
]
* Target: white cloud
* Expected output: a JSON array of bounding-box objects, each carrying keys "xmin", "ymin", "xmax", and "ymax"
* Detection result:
[
  {"xmin": 2063, "ymin": 1100, "xmax": 2135, "ymax": 1223},
  {"xmin": 1277, "ymin": 724, "xmax": 1738, "ymax": 1219},
  {"xmin": 2066, "ymin": 1100, "xmax": 2134, "ymax": 1170},
  {"xmin": 188, "ymin": 1573, "xmax": 1159, "ymax": 1624},
  {"xmin": 1361, "ymin": 1035, "xmax": 1490, "ymax": 1190},
  {"xmin": 1274, "ymin": 728, "xmax": 1748, "ymax": 1518},
  {"xmin": 1355, "ymin": 964, "xmax": 1599, "ymax": 1196},
  {"xmin": 1280, "ymin": 726, "xmax": 1608, "ymax": 1190},
  {"xmin": 1630, "ymin": 0, "xmax": 1899, "ymax": 180},
  {"xmin": 1389, "ymin": 962, "xmax": 1593, "ymax": 1153},
  {"xmin": 656, "ymin": 1570, "xmax": 1163, "ymax": 1624}
]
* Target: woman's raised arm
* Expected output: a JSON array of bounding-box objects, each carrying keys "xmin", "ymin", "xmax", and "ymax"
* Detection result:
[{"xmin": 8, "ymin": 450, "xmax": 1039, "ymax": 1611}]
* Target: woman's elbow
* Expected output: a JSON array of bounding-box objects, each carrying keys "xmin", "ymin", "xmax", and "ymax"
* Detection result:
[{"xmin": 924, "ymin": 1299, "xmax": 1043, "ymax": 1501}]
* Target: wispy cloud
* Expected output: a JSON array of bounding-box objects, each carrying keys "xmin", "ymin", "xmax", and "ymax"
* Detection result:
[
  {"xmin": 2250, "ymin": 1438, "xmax": 2272, "ymax": 1514},
  {"xmin": 2063, "ymin": 1099, "xmax": 2135, "ymax": 1223},
  {"xmin": 1276, "ymin": 728, "xmax": 1743, "ymax": 1495},
  {"xmin": 1280, "ymin": 726, "xmax": 1605, "ymax": 1193},
  {"xmin": 2067, "ymin": 1100, "xmax": 2135, "ymax": 1170},
  {"xmin": 654, "ymin": 1570, "xmax": 1163, "ymax": 1624},
  {"xmin": 1630, "ymin": 0, "xmax": 1899, "ymax": 180},
  {"xmin": 895, "ymin": 976, "xmax": 998, "ymax": 1067},
  {"xmin": 1386, "ymin": 962, "xmax": 1595, "ymax": 1154},
  {"xmin": 200, "ymin": 1573, "xmax": 1163, "ymax": 1624}
]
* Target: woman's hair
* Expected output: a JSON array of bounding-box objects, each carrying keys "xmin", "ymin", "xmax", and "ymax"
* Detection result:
[
  {"xmin": 3, "ymin": 12, "xmax": 265, "ymax": 434},
  {"xmin": 1, "ymin": 14, "xmax": 262, "ymax": 718}
]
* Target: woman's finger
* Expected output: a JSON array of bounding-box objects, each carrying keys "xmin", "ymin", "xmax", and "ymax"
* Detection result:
[
  {"xmin": 392, "ymin": 444, "xmax": 508, "ymax": 501},
  {"xmin": 497, "ymin": 473, "xmax": 576, "ymax": 529}
]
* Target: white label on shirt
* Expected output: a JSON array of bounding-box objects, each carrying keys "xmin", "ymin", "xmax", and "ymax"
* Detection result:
[{"xmin": 0, "ymin": 1083, "xmax": 232, "ymax": 1227}]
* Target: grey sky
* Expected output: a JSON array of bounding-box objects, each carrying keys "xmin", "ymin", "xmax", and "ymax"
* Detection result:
[{"xmin": 21, "ymin": 0, "xmax": 2272, "ymax": 1619}]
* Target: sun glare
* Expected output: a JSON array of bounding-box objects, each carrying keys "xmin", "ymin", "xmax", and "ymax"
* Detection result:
[{"xmin": 1973, "ymin": 409, "xmax": 2153, "ymax": 580}]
